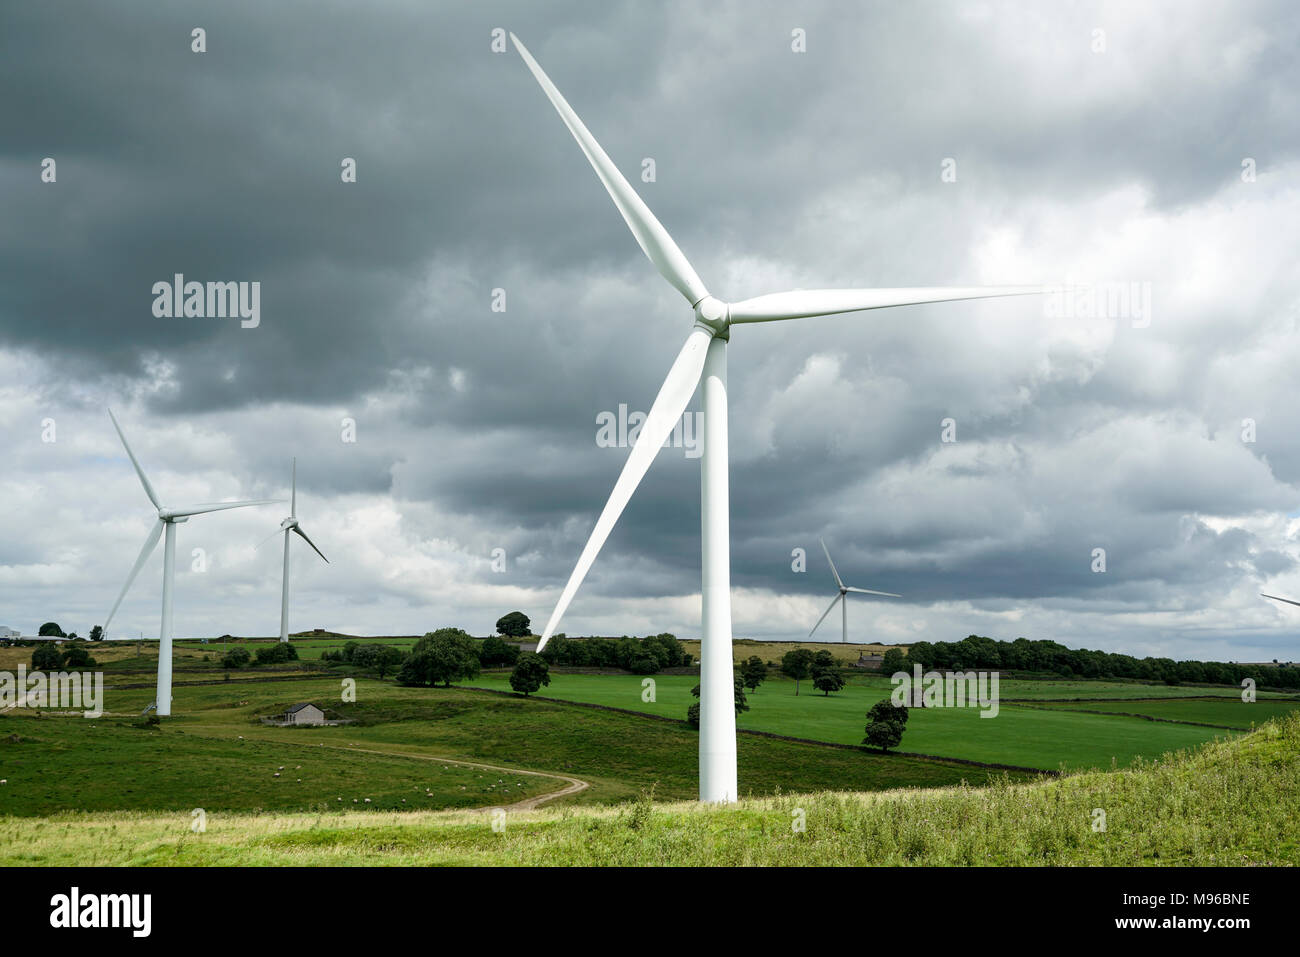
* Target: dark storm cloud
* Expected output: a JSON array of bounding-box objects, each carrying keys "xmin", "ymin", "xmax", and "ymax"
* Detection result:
[{"xmin": 3, "ymin": 1, "xmax": 1300, "ymax": 652}]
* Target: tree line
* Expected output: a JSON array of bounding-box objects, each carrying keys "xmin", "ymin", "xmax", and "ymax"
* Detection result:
[{"xmin": 894, "ymin": 635, "xmax": 1300, "ymax": 689}]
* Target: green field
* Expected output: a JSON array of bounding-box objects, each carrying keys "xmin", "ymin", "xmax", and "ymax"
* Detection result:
[
  {"xmin": 1028, "ymin": 696, "xmax": 1300, "ymax": 727},
  {"xmin": 466, "ymin": 671, "xmax": 1278, "ymax": 771},
  {"xmin": 0, "ymin": 675, "xmax": 1034, "ymax": 818},
  {"xmin": 5, "ymin": 711, "xmax": 1296, "ymax": 866}
]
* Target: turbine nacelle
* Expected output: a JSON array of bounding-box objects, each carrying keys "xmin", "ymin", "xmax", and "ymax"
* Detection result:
[{"xmin": 693, "ymin": 296, "xmax": 729, "ymax": 337}]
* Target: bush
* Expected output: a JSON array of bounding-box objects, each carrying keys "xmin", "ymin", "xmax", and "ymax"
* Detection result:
[
  {"xmin": 254, "ymin": 643, "xmax": 299, "ymax": 666},
  {"xmin": 221, "ymin": 647, "xmax": 250, "ymax": 668},
  {"xmin": 38, "ymin": 622, "xmax": 65, "ymax": 638},
  {"xmin": 31, "ymin": 643, "xmax": 62, "ymax": 671},
  {"xmin": 61, "ymin": 644, "xmax": 97, "ymax": 668}
]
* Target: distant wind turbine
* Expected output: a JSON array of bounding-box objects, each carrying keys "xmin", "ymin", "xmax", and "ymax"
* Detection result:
[
  {"xmin": 510, "ymin": 33, "xmax": 1040, "ymax": 802},
  {"xmin": 103, "ymin": 410, "xmax": 279, "ymax": 715},
  {"xmin": 809, "ymin": 539, "xmax": 899, "ymax": 643},
  {"xmin": 265, "ymin": 459, "xmax": 329, "ymax": 643}
]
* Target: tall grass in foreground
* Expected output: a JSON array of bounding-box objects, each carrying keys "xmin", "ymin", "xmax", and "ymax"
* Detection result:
[{"xmin": 3, "ymin": 713, "xmax": 1297, "ymax": 866}]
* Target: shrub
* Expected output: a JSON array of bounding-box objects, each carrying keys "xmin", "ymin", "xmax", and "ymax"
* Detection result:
[
  {"xmin": 222, "ymin": 647, "xmax": 251, "ymax": 669},
  {"xmin": 31, "ymin": 643, "xmax": 62, "ymax": 671},
  {"xmin": 254, "ymin": 643, "xmax": 299, "ymax": 666}
]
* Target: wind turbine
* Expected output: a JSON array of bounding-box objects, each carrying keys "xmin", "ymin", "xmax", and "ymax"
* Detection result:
[
  {"xmin": 269, "ymin": 458, "xmax": 329, "ymax": 643},
  {"xmin": 809, "ymin": 539, "xmax": 900, "ymax": 643},
  {"xmin": 510, "ymin": 34, "xmax": 1039, "ymax": 802},
  {"xmin": 103, "ymin": 409, "xmax": 279, "ymax": 715}
]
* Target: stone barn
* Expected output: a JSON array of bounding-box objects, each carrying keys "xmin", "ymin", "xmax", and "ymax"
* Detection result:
[{"xmin": 283, "ymin": 702, "xmax": 326, "ymax": 726}]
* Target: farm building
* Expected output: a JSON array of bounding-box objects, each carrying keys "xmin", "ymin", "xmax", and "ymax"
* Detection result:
[
  {"xmin": 854, "ymin": 653, "xmax": 884, "ymax": 670},
  {"xmin": 283, "ymin": 702, "xmax": 326, "ymax": 726}
]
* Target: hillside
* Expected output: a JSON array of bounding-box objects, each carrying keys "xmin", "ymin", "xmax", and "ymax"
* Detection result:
[{"xmin": 5, "ymin": 712, "xmax": 1296, "ymax": 866}]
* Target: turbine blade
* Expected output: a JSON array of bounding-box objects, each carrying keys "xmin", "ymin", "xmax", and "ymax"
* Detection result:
[
  {"xmin": 809, "ymin": 594, "xmax": 842, "ymax": 638},
  {"xmin": 537, "ymin": 325, "xmax": 714, "ymax": 649},
  {"xmin": 728, "ymin": 286, "xmax": 1042, "ymax": 324},
  {"xmin": 1261, "ymin": 593, "xmax": 1300, "ymax": 608},
  {"xmin": 291, "ymin": 458, "xmax": 297, "ymax": 519},
  {"xmin": 105, "ymin": 519, "xmax": 163, "ymax": 627},
  {"xmin": 293, "ymin": 525, "xmax": 329, "ymax": 564},
  {"xmin": 107, "ymin": 409, "xmax": 160, "ymax": 510},
  {"xmin": 845, "ymin": 586, "xmax": 901, "ymax": 597},
  {"xmin": 820, "ymin": 538, "xmax": 844, "ymax": 590},
  {"xmin": 510, "ymin": 33, "xmax": 709, "ymax": 306},
  {"xmin": 171, "ymin": 499, "xmax": 281, "ymax": 517}
]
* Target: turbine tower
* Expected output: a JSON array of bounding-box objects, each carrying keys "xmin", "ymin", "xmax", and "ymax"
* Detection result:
[
  {"xmin": 809, "ymin": 539, "xmax": 900, "ymax": 643},
  {"xmin": 510, "ymin": 34, "xmax": 1039, "ymax": 802},
  {"xmin": 103, "ymin": 410, "xmax": 278, "ymax": 715},
  {"xmin": 273, "ymin": 458, "xmax": 329, "ymax": 643}
]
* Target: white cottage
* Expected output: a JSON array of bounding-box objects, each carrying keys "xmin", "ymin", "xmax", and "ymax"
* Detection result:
[{"xmin": 284, "ymin": 702, "xmax": 326, "ymax": 726}]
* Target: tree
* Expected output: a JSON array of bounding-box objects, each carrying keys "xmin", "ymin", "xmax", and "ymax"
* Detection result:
[
  {"xmin": 495, "ymin": 611, "xmax": 531, "ymax": 638},
  {"xmin": 781, "ymin": 648, "xmax": 815, "ymax": 695},
  {"xmin": 38, "ymin": 622, "xmax": 64, "ymax": 638},
  {"xmin": 880, "ymin": 647, "xmax": 907, "ymax": 675},
  {"xmin": 510, "ymin": 652, "xmax": 550, "ymax": 696},
  {"xmin": 397, "ymin": 628, "xmax": 481, "ymax": 687},
  {"xmin": 687, "ymin": 676, "xmax": 749, "ymax": 728},
  {"xmin": 374, "ymin": 645, "xmax": 405, "ymax": 679},
  {"xmin": 31, "ymin": 643, "xmax": 62, "ymax": 671},
  {"xmin": 813, "ymin": 669, "xmax": 846, "ymax": 696},
  {"xmin": 479, "ymin": 634, "xmax": 520, "ymax": 668},
  {"xmin": 739, "ymin": 655, "xmax": 767, "ymax": 692},
  {"xmin": 88, "ymin": 625, "xmax": 104, "ymax": 642},
  {"xmin": 864, "ymin": 699, "xmax": 909, "ymax": 752},
  {"xmin": 810, "ymin": 650, "xmax": 845, "ymax": 695}
]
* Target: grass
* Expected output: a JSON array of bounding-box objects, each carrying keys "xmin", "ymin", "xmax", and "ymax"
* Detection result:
[
  {"xmin": 468, "ymin": 672, "xmax": 1266, "ymax": 770},
  {"xmin": 0, "ymin": 676, "xmax": 1034, "ymax": 817},
  {"xmin": 1027, "ymin": 696, "xmax": 1300, "ymax": 728},
  {"xmin": 5, "ymin": 711, "xmax": 1296, "ymax": 866}
]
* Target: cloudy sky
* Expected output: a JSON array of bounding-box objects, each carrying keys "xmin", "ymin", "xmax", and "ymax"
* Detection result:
[{"xmin": 2, "ymin": 1, "xmax": 1299, "ymax": 661}]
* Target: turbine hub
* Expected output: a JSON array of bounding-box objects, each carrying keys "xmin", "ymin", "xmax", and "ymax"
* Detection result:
[{"xmin": 693, "ymin": 296, "xmax": 729, "ymax": 336}]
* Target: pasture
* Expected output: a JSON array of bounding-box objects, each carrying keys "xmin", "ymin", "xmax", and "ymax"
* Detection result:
[
  {"xmin": 467, "ymin": 671, "xmax": 1300, "ymax": 770},
  {"xmin": 5, "ymin": 711, "xmax": 1297, "ymax": 866}
]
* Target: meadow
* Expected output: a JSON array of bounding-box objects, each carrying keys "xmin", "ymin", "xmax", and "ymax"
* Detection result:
[
  {"xmin": 0, "ymin": 675, "xmax": 1034, "ymax": 817},
  {"xmin": 466, "ymin": 671, "xmax": 1300, "ymax": 770},
  {"xmin": 5, "ymin": 711, "xmax": 1296, "ymax": 866}
]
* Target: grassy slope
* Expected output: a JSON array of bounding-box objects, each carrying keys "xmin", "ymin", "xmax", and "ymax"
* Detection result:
[
  {"xmin": 469, "ymin": 672, "xmax": 1262, "ymax": 770},
  {"xmin": 5, "ymin": 712, "xmax": 1296, "ymax": 866},
  {"xmin": 0, "ymin": 677, "xmax": 1033, "ymax": 817}
]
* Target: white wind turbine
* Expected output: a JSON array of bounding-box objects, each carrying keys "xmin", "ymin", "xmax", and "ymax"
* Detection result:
[
  {"xmin": 809, "ymin": 539, "xmax": 900, "ymax": 643},
  {"xmin": 267, "ymin": 458, "xmax": 329, "ymax": 643},
  {"xmin": 103, "ymin": 409, "xmax": 279, "ymax": 715},
  {"xmin": 511, "ymin": 34, "xmax": 1039, "ymax": 802}
]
